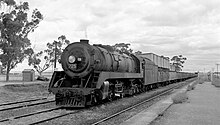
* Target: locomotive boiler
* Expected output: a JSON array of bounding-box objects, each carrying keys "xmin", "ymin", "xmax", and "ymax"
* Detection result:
[
  {"xmin": 48, "ymin": 39, "xmax": 143, "ymax": 107},
  {"xmin": 60, "ymin": 39, "xmax": 139, "ymax": 78}
]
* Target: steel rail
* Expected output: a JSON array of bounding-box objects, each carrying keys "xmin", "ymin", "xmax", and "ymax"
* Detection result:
[
  {"xmin": 0, "ymin": 107, "xmax": 61, "ymax": 122},
  {"xmin": 28, "ymin": 110, "xmax": 80, "ymax": 125},
  {"xmin": 0, "ymin": 97, "xmax": 48, "ymax": 106},
  {"xmin": 0, "ymin": 100, "xmax": 55, "ymax": 112}
]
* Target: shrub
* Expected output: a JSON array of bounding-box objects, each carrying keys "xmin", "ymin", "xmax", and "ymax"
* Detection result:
[
  {"xmin": 187, "ymin": 81, "xmax": 197, "ymax": 91},
  {"xmin": 211, "ymin": 76, "xmax": 220, "ymax": 87},
  {"xmin": 172, "ymin": 91, "xmax": 188, "ymax": 104},
  {"xmin": 187, "ymin": 84, "xmax": 195, "ymax": 91}
]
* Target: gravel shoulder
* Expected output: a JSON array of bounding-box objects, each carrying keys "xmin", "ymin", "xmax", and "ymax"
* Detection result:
[{"xmin": 150, "ymin": 82, "xmax": 220, "ymax": 125}]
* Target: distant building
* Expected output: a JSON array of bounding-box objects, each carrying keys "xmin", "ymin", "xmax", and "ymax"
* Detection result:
[
  {"xmin": 0, "ymin": 65, "xmax": 6, "ymax": 74},
  {"xmin": 0, "ymin": 65, "xmax": 2, "ymax": 74}
]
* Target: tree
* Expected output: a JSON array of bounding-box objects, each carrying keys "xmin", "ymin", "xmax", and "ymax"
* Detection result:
[
  {"xmin": 44, "ymin": 35, "xmax": 70, "ymax": 67},
  {"xmin": 28, "ymin": 50, "xmax": 53, "ymax": 76},
  {"xmin": 28, "ymin": 35, "xmax": 70, "ymax": 75},
  {"xmin": 112, "ymin": 43, "xmax": 133, "ymax": 54},
  {"xmin": 0, "ymin": 1, "xmax": 43, "ymax": 81},
  {"xmin": 171, "ymin": 55, "xmax": 187, "ymax": 71},
  {"xmin": 134, "ymin": 50, "xmax": 142, "ymax": 55}
]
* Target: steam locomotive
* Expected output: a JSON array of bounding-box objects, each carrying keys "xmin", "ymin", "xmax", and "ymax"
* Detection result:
[{"xmin": 48, "ymin": 39, "xmax": 196, "ymax": 107}]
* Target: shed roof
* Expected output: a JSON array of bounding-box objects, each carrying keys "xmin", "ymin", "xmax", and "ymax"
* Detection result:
[{"xmin": 22, "ymin": 69, "xmax": 35, "ymax": 72}]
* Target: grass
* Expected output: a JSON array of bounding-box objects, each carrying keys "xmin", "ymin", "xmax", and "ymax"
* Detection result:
[
  {"xmin": 0, "ymin": 82, "xmax": 50, "ymax": 103},
  {"xmin": 3, "ymin": 82, "xmax": 49, "ymax": 92}
]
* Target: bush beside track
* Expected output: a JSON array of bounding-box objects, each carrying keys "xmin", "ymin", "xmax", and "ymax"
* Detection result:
[{"xmin": 212, "ymin": 75, "xmax": 220, "ymax": 87}]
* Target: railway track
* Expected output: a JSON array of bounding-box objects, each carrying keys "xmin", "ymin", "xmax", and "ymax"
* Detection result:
[
  {"xmin": 0, "ymin": 107, "xmax": 60, "ymax": 122},
  {"xmin": 0, "ymin": 97, "xmax": 48, "ymax": 106},
  {"xmin": 0, "ymin": 98, "xmax": 55, "ymax": 112},
  {"xmin": 0, "ymin": 107, "xmax": 80, "ymax": 125},
  {"xmin": 28, "ymin": 110, "xmax": 80, "ymax": 125},
  {"xmin": 0, "ymin": 96, "xmax": 81, "ymax": 125},
  {"xmin": 0, "ymin": 80, "xmax": 193, "ymax": 125},
  {"xmin": 91, "ymin": 81, "xmax": 189, "ymax": 125},
  {"xmin": 0, "ymin": 97, "xmax": 57, "ymax": 124}
]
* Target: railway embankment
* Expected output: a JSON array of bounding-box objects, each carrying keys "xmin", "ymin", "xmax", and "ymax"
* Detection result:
[{"xmin": 121, "ymin": 75, "xmax": 220, "ymax": 125}]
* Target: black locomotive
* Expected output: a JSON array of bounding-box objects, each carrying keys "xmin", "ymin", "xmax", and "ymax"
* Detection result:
[{"xmin": 48, "ymin": 39, "xmax": 196, "ymax": 107}]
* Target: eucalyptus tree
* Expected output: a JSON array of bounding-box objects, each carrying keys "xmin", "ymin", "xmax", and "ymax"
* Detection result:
[
  {"xmin": 171, "ymin": 55, "xmax": 187, "ymax": 71},
  {"xmin": 112, "ymin": 43, "xmax": 133, "ymax": 54},
  {"xmin": 0, "ymin": 0, "xmax": 43, "ymax": 81},
  {"xmin": 28, "ymin": 35, "xmax": 70, "ymax": 75},
  {"xmin": 44, "ymin": 35, "xmax": 70, "ymax": 68}
]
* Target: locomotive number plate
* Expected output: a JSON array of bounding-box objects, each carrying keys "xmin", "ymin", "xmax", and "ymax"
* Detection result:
[{"xmin": 68, "ymin": 64, "xmax": 77, "ymax": 69}]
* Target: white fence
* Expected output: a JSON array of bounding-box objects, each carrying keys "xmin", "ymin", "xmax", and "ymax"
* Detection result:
[{"xmin": 0, "ymin": 72, "xmax": 53, "ymax": 81}]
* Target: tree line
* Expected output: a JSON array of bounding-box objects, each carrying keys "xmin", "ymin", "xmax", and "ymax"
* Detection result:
[{"xmin": 112, "ymin": 43, "xmax": 187, "ymax": 72}]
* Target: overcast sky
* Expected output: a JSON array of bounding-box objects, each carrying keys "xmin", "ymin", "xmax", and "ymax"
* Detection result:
[{"xmin": 13, "ymin": 0, "xmax": 220, "ymax": 72}]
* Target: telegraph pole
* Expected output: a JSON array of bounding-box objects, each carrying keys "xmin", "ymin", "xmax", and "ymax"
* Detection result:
[
  {"xmin": 216, "ymin": 63, "xmax": 220, "ymax": 78},
  {"xmin": 54, "ymin": 41, "xmax": 57, "ymax": 69}
]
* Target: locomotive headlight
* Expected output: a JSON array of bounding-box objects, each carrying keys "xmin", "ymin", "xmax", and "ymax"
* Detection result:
[{"xmin": 68, "ymin": 55, "xmax": 76, "ymax": 63}]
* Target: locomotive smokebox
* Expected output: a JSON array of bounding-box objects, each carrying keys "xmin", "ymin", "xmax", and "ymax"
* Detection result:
[{"xmin": 80, "ymin": 39, "xmax": 89, "ymax": 44}]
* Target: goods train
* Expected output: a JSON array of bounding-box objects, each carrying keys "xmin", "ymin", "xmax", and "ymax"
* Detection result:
[{"xmin": 48, "ymin": 39, "xmax": 197, "ymax": 107}]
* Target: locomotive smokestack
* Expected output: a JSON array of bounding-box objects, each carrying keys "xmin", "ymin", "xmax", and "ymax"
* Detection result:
[{"xmin": 80, "ymin": 39, "xmax": 89, "ymax": 44}]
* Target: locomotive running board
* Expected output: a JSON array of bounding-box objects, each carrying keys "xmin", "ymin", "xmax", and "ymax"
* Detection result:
[{"xmin": 95, "ymin": 72, "xmax": 143, "ymax": 88}]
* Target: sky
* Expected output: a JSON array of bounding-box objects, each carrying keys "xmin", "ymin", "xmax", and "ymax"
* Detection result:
[{"xmin": 12, "ymin": 0, "xmax": 220, "ymax": 73}]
